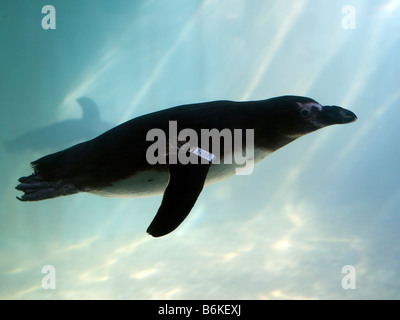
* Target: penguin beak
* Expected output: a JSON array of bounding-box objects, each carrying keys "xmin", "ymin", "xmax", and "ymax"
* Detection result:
[{"xmin": 318, "ymin": 106, "xmax": 357, "ymax": 126}]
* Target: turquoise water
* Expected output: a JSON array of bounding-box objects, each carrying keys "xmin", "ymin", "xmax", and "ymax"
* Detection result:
[{"xmin": 1, "ymin": 0, "xmax": 399, "ymax": 299}]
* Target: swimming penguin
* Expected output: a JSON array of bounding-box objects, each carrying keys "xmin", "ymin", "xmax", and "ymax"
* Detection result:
[{"xmin": 16, "ymin": 96, "xmax": 357, "ymax": 237}]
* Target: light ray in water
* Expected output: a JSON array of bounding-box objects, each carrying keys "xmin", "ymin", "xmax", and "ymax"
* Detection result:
[
  {"xmin": 60, "ymin": 48, "xmax": 119, "ymax": 119},
  {"xmin": 241, "ymin": 0, "xmax": 308, "ymax": 100},
  {"xmin": 120, "ymin": 0, "xmax": 214, "ymax": 122}
]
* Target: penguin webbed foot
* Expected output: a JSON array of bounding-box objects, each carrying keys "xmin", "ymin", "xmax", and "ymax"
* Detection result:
[
  {"xmin": 16, "ymin": 174, "xmax": 78, "ymax": 201},
  {"xmin": 17, "ymin": 174, "xmax": 51, "ymax": 201},
  {"xmin": 18, "ymin": 174, "xmax": 43, "ymax": 184}
]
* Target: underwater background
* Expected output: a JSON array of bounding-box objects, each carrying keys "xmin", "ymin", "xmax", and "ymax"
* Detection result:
[{"xmin": 1, "ymin": 0, "xmax": 399, "ymax": 299}]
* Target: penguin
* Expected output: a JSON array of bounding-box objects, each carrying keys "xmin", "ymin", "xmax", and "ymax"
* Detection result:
[
  {"xmin": 16, "ymin": 96, "xmax": 357, "ymax": 237},
  {"xmin": 4, "ymin": 97, "xmax": 114, "ymax": 153}
]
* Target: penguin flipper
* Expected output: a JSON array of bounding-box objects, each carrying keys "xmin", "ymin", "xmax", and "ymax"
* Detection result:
[{"xmin": 147, "ymin": 161, "xmax": 211, "ymax": 237}]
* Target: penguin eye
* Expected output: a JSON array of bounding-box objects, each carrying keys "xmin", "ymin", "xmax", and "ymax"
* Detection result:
[{"xmin": 300, "ymin": 109, "xmax": 311, "ymax": 118}]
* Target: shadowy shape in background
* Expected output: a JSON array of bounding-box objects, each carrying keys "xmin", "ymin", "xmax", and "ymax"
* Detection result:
[{"xmin": 4, "ymin": 97, "xmax": 115, "ymax": 153}]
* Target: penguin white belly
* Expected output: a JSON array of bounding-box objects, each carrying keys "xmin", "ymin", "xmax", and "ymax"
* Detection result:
[
  {"xmin": 89, "ymin": 170, "xmax": 169, "ymax": 198},
  {"xmin": 89, "ymin": 148, "xmax": 270, "ymax": 198},
  {"xmin": 206, "ymin": 147, "xmax": 270, "ymax": 184}
]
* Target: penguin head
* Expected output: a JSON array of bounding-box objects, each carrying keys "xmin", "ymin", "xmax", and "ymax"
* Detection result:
[
  {"xmin": 297, "ymin": 99, "xmax": 356, "ymax": 127},
  {"xmin": 274, "ymin": 96, "xmax": 357, "ymax": 138}
]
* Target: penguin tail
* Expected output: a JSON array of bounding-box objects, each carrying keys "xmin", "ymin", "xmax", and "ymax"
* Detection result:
[{"xmin": 16, "ymin": 173, "xmax": 79, "ymax": 201}]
